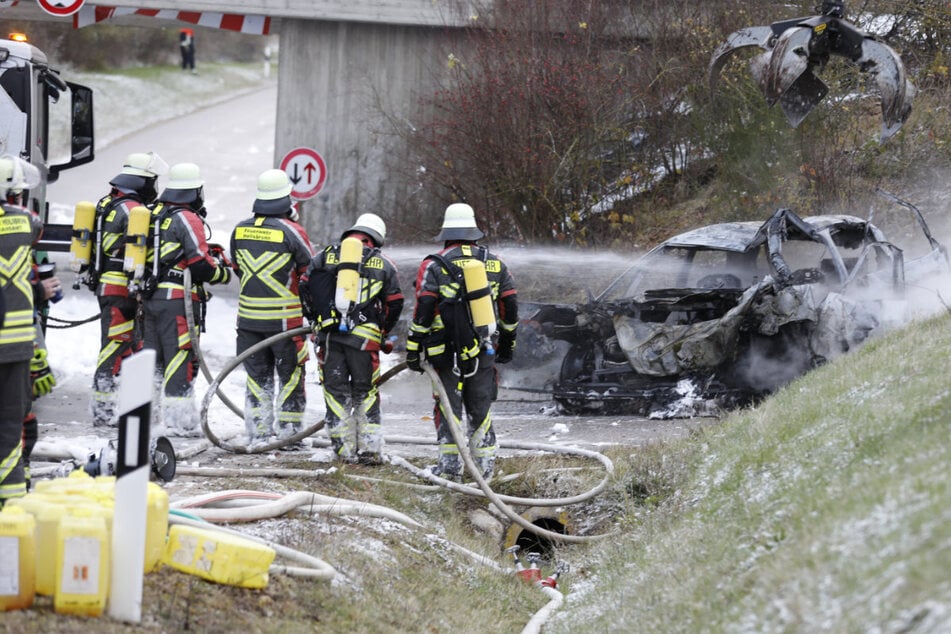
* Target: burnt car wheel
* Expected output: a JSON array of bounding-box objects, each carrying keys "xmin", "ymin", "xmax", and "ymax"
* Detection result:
[
  {"xmin": 553, "ymin": 343, "xmax": 600, "ymax": 414},
  {"xmin": 559, "ymin": 342, "xmax": 595, "ymax": 384}
]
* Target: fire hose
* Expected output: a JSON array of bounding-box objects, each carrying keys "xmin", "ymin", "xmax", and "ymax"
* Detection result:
[
  {"xmin": 187, "ymin": 271, "xmax": 615, "ymax": 545},
  {"xmin": 196, "ymin": 332, "xmax": 614, "ymax": 510},
  {"xmin": 420, "ymin": 362, "xmax": 617, "ymax": 544}
]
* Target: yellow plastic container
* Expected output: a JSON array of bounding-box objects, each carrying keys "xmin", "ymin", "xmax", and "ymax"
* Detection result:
[
  {"xmin": 145, "ymin": 483, "xmax": 170, "ymax": 573},
  {"xmin": 30, "ymin": 475, "xmax": 167, "ymax": 575},
  {"xmin": 34, "ymin": 469, "xmax": 96, "ymax": 494},
  {"xmin": 0, "ymin": 507, "xmax": 36, "ymax": 611},
  {"xmin": 54, "ymin": 511, "xmax": 110, "ymax": 617},
  {"xmin": 34, "ymin": 502, "xmax": 67, "ymax": 596},
  {"xmin": 162, "ymin": 524, "xmax": 275, "ymax": 589}
]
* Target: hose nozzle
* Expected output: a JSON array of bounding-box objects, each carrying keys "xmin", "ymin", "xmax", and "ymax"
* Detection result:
[{"xmin": 541, "ymin": 560, "xmax": 570, "ymax": 589}]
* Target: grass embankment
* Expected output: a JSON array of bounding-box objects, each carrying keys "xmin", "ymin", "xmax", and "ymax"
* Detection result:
[{"xmin": 549, "ymin": 310, "xmax": 951, "ymax": 632}]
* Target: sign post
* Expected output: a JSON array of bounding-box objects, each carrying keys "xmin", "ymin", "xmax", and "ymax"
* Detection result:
[{"xmin": 108, "ymin": 349, "xmax": 155, "ymax": 623}]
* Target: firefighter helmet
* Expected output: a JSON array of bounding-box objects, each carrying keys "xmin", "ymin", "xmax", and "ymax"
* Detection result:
[
  {"xmin": 0, "ymin": 154, "xmax": 41, "ymax": 196},
  {"xmin": 110, "ymin": 152, "xmax": 167, "ymax": 201},
  {"xmin": 159, "ymin": 162, "xmax": 204, "ymax": 206},
  {"xmin": 252, "ymin": 169, "xmax": 294, "ymax": 217},
  {"xmin": 435, "ymin": 203, "xmax": 483, "ymax": 242},
  {"xmin": 342, "ymin": 213, "xmax": 386, "ymax": 247}
]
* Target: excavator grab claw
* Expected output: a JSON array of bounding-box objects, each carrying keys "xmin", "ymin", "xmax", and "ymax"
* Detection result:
[{"xmin": 708, "ymin": 1, "xmax": 914, "ymax": 142}]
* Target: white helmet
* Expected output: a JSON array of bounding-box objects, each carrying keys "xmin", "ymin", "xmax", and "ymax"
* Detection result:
[
  {"xmin": 435, "ymin": 202, "xmax": 483, "ymax": 241},
  {"xmin": 0, "ymin": 155, "xmax": 41, "ymax": 196},
  {"xmin": 121, "ymin": 152, "xmax": 168, "ymax": 177},
  {"xmin": 256, "ymin": 169, "xmax": 292, "ymax": 200},
  {"xmin": 343, "ymin": 213, "xmax": 387, "ymax": 247},
  {"xmin": 159, "ymin": 162, "xmax": 204, "ymax": 205},
  {"xmin": 165, "ymin": 163, "xmax": 203, "ymax": 189},
  {"xmin": 110, "ymin": 152, "xmax": 167, "ymax": 200},
  {"xmin": 252, "ymin": 169, "xmax": 294, "ymax": 216}
]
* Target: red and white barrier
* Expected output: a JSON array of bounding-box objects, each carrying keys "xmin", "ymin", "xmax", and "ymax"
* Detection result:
[{"xmin": 74, "ymin": 5, "xmax": 272, "ymax": 35}]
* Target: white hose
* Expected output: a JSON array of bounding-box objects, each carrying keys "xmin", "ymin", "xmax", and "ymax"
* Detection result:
[
  {"xmin": 170, "ymin": 489, "xmax": 502, "ymax": 572},
  {"xmin": 521, "ymin": 585, "xmax": 565, "ymax": 634},
  {"xmin": 422, "ymin": 363, "xmax": 617, "ymax": 545},
  {"xmin": 172, "ymin": 489, "xmax": 424, "ymax": 528}
]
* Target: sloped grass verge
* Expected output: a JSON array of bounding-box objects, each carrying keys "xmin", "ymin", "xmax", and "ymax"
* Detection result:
[{"xmin": 551, "ymin": 312, "xmax": 951, "ymax": 632}]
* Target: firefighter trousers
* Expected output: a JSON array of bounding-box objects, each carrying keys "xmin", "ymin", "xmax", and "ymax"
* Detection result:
[
  {"xmin": 92, "ymin": 295, "xmax": 140, "ymax": 426},
  {"xmin": 237, "ymin": 328, "xmax": 308, "ymax": 443},
  {"xmin": 430, "ymin": 350, "xmax": 499, "ymax": 479},
  {"xmin": 0, "ymin": 360, "xmax": 30, "ymax": 505},
  {"xmin": 142, "ymin": 296, "xmax": 200, "ymax": 434},
  {"xmin": 318, "ymin": 338, "xmax": 383, "ymax": 461}
]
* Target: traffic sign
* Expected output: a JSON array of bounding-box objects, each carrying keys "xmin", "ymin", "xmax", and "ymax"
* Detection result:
[
  {"xmin": 37, "ymin": 0, "xmax": 85, "ymax": 16},
  {"xmin": 279, "ymin": 147, "xmax": 327, "ymax": 200}
]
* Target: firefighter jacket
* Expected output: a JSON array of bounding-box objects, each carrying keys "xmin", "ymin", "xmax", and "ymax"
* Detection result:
[
  {"xmin": 92, "ymin": 190, "xmax": 146, "ymax": 298},
  {"xmin": 146, "ymin": 202, "xmax": 229, "ymax": 301},
  {"xmin": 409, "ymin": 242, "xmax": 518, "ymax": 358},
  {"xmin": 0, "ymin": 203, "xmax": 43, "ymax": 362},
  {"xmin": 305, "ymin": 243, "xmax": 404, "ymax": 351},
  {"xmin": 229, "ymin": 214, "xmax": 315, "ymax": 332}
]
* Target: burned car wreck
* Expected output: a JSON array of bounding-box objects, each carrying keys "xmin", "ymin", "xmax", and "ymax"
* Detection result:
[{"xmin": 519, "ymin": 195, "xmax": 948, "ymax": 417}]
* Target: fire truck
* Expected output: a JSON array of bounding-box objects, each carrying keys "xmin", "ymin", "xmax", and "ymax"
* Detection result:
[{"xmin": 0, "ymin": 33, "xmax": 94, "ymax": 249}]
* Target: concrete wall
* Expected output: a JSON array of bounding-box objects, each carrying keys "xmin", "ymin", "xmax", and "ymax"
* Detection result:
[{"xmin": 277, "ymin": 19, "xmax": 444, "ymax": 245}]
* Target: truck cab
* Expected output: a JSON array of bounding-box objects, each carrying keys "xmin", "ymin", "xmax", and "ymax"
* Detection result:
[{"xmin": 0, "ymin": 35, "xmax": 94, "ymax": 248}]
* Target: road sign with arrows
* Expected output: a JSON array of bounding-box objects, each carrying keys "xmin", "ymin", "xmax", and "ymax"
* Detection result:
[{"xmin": 279, "ymin": 147, "xmax": 327, "ymax": 200}]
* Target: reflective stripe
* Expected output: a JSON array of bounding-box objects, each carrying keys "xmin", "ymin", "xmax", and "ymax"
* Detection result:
[{"xmin": 0, "ymin": 443, "xmax": 23, "ymax": 484}]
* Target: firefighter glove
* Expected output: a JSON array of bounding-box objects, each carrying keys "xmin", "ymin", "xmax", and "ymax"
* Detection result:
[
  {"xmin": 496, "ymin": 330, "xmax": 516, "ymax": 364},
  {"xmin": 405, "ymin": 335, "xmax": 423, "ymax": 373},
  {"xmin": 30, "ymin": 348, "xmax": 56, "ymax": 398},
  {"xmin": 210, "ymin": 264, "xmax": 231, "ymax": 285}
]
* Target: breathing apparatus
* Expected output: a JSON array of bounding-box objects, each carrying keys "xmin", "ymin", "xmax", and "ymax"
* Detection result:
[
  {"xmin": 333, "ymin": 213, "xmax": 387, "ymax": 333},
  {"xmin": 457, "ymin": 256, "xmax": 497, "ymax": 354},
  {"xmin": 68, "ymin": 200, "xmax": 97, "ymax": 280},
  {"xmin": 334, "ymin": 236, "xmax": 363, "ymax": 332},
  {"xmin": 123, "ymin": 205, "xmax": 151, "ymax": 284}
]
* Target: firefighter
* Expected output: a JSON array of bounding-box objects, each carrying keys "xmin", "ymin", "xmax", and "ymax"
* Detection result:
[
  {"xmin": 141, "ymin": 163, "xmax": 231, "ymax": 436},
  {"xmin": 0, "ymin": 155, "xmax": 43, "ymax": 506},
  {"xmin": 303, "ymin": 213, "xmax": 404, "ymax": 464},
  {"xmin": 89, "ymin": 152, "xmax": 167, "ymax": 427},
  {"xmin": 406, "ymin": 203, "xmax": 518, "ymax": 480},
  {"xmin": 229, "ymin": 169, "xmax": 315, "ymax": 446}
]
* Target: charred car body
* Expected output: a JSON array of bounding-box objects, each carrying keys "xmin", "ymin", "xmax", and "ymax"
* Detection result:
[{"xmin": 522, "ymin": 193, "xmax": 948, "ymax": 417}]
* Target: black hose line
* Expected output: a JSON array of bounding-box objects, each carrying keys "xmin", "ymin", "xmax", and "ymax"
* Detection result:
[{"xmin": 45, "ymin": 313, "xmax": 102, "ymax": 328}]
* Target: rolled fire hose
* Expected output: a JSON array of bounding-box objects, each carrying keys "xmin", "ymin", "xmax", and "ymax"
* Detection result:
[{"xmin": 422, "ymin": 362, "xmax": 617, "ymax": 545}]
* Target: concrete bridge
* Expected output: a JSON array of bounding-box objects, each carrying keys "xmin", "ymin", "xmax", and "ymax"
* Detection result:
[{"xmin": 4, "ymin": 0, "xmax": 475, "ymax": 243}]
